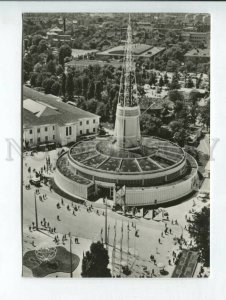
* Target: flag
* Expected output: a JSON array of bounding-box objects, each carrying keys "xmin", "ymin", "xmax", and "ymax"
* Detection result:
[{"xmin": 115, "ymin": 185, "xmax": 126, "ymax": 205}]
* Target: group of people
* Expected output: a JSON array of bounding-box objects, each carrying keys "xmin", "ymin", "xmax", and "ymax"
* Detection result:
[
  {"xmin": 53, "ymin": 233, "xmax": 79, "ymax": 246},
  {"xmin": 56, "ymin": 198, "xmax": 81, "ymax": 219},
  {"xmin": 38, "ymin": 193, "xmax": 48, "ymax": 202}
]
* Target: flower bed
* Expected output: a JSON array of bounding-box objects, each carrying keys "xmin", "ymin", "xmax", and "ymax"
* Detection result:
[{"xmin": 137, "ymin": 158, "xmax": 160, "ymax": 171}]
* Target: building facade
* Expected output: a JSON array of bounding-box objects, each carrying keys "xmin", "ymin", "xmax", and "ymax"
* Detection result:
[{"xmin": 23, "ymin": 86, "xmax": 100, "ymax": 148}]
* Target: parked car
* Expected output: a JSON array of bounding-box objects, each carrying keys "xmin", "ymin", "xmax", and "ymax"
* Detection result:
[{"xmin": 29, "ymin": 179, "xmax": 41, "ymax": 187}]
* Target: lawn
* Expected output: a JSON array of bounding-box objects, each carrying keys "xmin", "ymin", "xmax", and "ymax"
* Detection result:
[{"xmin": 23, "ymin": 246, "xmax": 80, "ymax": 277}]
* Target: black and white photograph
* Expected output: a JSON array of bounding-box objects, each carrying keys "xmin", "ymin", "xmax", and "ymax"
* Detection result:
[{"xmin": 21, "ymin": 12, "xmax": 211, "ymax": 279}]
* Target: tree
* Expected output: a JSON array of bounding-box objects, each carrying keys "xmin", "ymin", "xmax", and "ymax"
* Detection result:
[
  {"xmin": 65, "ymin": 72, "xmax": 74, "ymax": 101},
  {"xmin": 140, "ymin": 114, "xmax": 162, "ymax": 136},
  {"xmin": 87, "ymin": 81, "xmax": 95, "ymax": 99},
  {"xmin": 30, "ymin": 45, "xmax": 38, "ymax": 54},
  {"xmin": 149, "ymin": 72, "xmax": 157, "ymax": 86},
  {"xmin": 77, "ymin": 96, "xmax": 87, "ymax": 110},
  {"xmin": 61, "ymin": 73, "xmax": 66, "ymax": 98},
  {"xmin": 56, "ymin": 65, "xmax": 64, "ymax": 76},
  {"xmin": 30, "ymin": 72, "xmax": 38, "ymax": 87},
  {"xmin": 173, "ymin": 128, "xmax": 189, "ymax": 147},
  {"xmin": 166, "ymin": 60, "xmax": 179, "ymax": 73},
  {"xmin": 96, "ymin": 102, "xmax": 107, "ymax": 121},
  {"xmin": 51, "ymin": 82, "xmax": 60, "ymax": 96},
  {"xmin": 37, "ymin": 39, "xmax": 47, "ymax": 53},
  {"xmin": 33, "ymin": 62, "xmax": 42, "ymax": 73},
  {"xmin": 185, "ymin": 76, "xmax": 194, "ymax": 88},
  {"xmin": 81, "ymin": 241, "xmax": 111, "ymax": 277},
  {"xmin": 188, "ymin": 206, "xmax": 210, "ymax": 267},
  {"xmin": 86, "ymin": 98, "xmax": 97, "ymax": 113},
  {"xmin": 36, "ymin": 73, "xmax": 43, "ymax": 87},
  {"xmin": 164, "ymin": 72, "xmax": 169, "ymax": 85},
  {"xmin": 59, "ymin": 44, "xmax": 72, "ymax": 66},
  {"xmin": 189, "ymin": 90, "xmax": 202, "ymax": 105},
  {"xmin": 46, "ymin": 60, "xmax": 56, "ymax": 74},
  {"xmin": 159, "ymin": 76, "xmax": 164, "ymax": 87},
  {"xmin": 199, "ymin": 99, "xmax": 210, "ymax": 130},
  {"xmin": 32, "ymin": 34, "xmax": 43, "ymax": 46},
  {"xmin": 42, "ymin": 78, "xmax": 54, "ymax": 94},
  {"xmin": 169, "ymin": 74, "xmax": 180, "ymax": 90},
  {"xmin": 168, "ymin": 90, "xmax": 184, "ymax": 102}
]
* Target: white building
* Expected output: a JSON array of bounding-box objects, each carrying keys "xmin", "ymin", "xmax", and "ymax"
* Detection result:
[{"xmin": 23, "ymin": 86, "xmax": 100, "ymax": 148}]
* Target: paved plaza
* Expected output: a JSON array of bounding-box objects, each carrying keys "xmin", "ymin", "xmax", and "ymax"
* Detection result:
[{"xmin": 22, "ymin": 143, "xmax": 210, "ymax": 278}]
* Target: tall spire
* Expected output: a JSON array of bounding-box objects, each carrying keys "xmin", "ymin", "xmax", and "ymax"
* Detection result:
[
  {"xmin": 114, "ymin": 15, "xmax": 141, "ymax": 149},
  {"xmin": 118, "ymin": 14, "xmax": 137, "ymax": 107}
]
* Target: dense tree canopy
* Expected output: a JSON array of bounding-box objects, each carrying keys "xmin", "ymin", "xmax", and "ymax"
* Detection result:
[
  {"xmin": 189, "ymin": 206, "xmax": 210, "ymax": 267},
  {"xmin": 81, "ymin": 241, "xmax": 111, "ymax": 277},
  {"xmin": 59, "ymin": 44, "xmax": 72, "ymax": 66}
]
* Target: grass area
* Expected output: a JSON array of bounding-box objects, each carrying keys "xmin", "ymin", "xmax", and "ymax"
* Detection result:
[{"xmin": 23, "ymin": 246, "xmax": 80, "ymax": 277}]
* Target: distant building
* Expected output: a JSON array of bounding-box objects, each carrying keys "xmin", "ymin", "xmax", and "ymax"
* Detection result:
[
  {"xmin": 47, "ymin": 26, "xmax": 72, "ymax": 44},
  {"xmin": 184, "ymin": 48, "xmax": 210, "ymax": 64},
  {"xmin": 23, "ymin": 86, "xmax": 100, "ymax": 148},
  {"xmin": 96, "ymin": 44, "xmax": 165, "ymax": 60},
  {"xmin": 71, "ymin": 49, "xmax": 99, "ymax": 59},
  {"xmin": 181, "ymin": 31, "xmax": 210, "ymax": 48},
  {"xmin": 65, "ymin": 59, "xmax": 122, "ymax": 73}
]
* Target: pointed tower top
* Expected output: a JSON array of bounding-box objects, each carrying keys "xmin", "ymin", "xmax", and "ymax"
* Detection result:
[{"xmin": 118, "ymin": 14, "xmax": 138, "ymax": 108}]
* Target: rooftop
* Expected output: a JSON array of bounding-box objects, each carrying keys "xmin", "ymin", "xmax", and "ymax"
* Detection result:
[
  {"xmin": 23, "ymin": 86, "xmax": 99, "ymax": 128},
  {"xmin": 50, "ymin": 26, "xmax": 63, "ymax": 33},
  {"xmin": 68, "ymin": 137, "xmax": 185, "ymax": 174},
  {"xmin": 71, "ymin": 49, "xmax": 99, "ymax": 58},
  {"xmin": 97, "ymin": 44, "xmax": 152, "ymax": 56},
  {"xmin": 184, "ymin": 48, "xmax": 210, "ymax": 58},
  {"xmin": 65, "ymin": 59, "xmax": 122, "ymax": 69},
  {"xmin": 97, "ymin": 44, "xmax": 165, "ymax": 58}
]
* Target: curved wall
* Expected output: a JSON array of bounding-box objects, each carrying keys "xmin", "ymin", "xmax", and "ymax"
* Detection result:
[
  {"xmin": 54, "ymin": 167, "xmax": 89, "ymax": 200},
  {"xmin": 125, "ymin": 171, "xmax": 199, "ymax": 207}
]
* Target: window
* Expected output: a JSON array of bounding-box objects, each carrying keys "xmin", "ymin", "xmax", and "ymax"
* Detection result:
[
  {"xmin": 93, "ymin": 119, "xmax": 96, "ymax": 124},
  {"xmin": 93, "ymin": 128, "xmax": 95, "ymax": 133},
  {"xmin": 53, "ymin": 126, "xmax": 55, "ymax": 130},
  {"xmin": 30, "ymin": 138, "xmax": 33, "ymax": 144},
  {"xmin": 37, "ymin": 128, "xmax": 40, "ymax": 133},
  {"xmin": 29, "ymin": 129, "xmax": 32, "ymax": 134},
  {"xmin": 37, "ymin": 137, "xmax": 41, "ymax": 143},
  {"xmin": 80, "ymin": 130, "xmax": 82, "ymax": 135},
  {"xmin": 86, "ymin": 120, "xmax": 89, "ymax": 125},
  {"xmin": 45, "ymin": 136, "xmax": 48, "ymax": 141},
  {"xmin": 66, "ymin": 127, "xmax": 68, "ymax": 136},
  {"xmin": 69, "ymin": 126, "xmax": 72, "ymax": 135},
  {"xmin": 80, "ymin": 121, "xmax": 82, "ymax": 126},
  {"xmin": 53, "ymin": 135, "xmax": 55, "ymax": 140},
  {"xmin": 86, "ymin": 129, "xmax": 89, "ymax": 134},
  {"xmin": 45, "ymin": 127, "xmax": 48, "ymax": 132}
]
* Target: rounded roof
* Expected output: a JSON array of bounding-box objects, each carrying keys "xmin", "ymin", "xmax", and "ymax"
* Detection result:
[{"xmin": 69, "ymin": 137, "xmax": 185, "ymax": 175}]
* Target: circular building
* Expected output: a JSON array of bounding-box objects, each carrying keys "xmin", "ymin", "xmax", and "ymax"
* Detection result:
[{"xmin": 54, "ymin": 18, "xmax": 199, "ymax": 209}]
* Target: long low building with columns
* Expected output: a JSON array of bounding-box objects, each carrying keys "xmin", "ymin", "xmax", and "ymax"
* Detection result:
[{"xmin": 23, "ymin": 86, "xmax": 100, "ymax": 149}]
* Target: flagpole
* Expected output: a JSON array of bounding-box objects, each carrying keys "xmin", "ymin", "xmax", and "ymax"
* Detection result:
[
  {"xmin": 127, "ymin": 221, "xmax": 130, "ymax": 266},
  {"xmin": 112, "ymin": 220, "xmax": 117, "ymax": 277},
  {"xmin": 69, "ymin": 232, "xmax": 73, "ymax": 278},
  {"xmin": 34, "ymin": 191, "xmax": 38, "ymax": 231},
  {"xmin": 120, "ymin": 220, "xmax": 123, "ymax": 277},
  {"xmin": 105, "ymin": 197, "xmax": 108, "ymax": 249}
]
